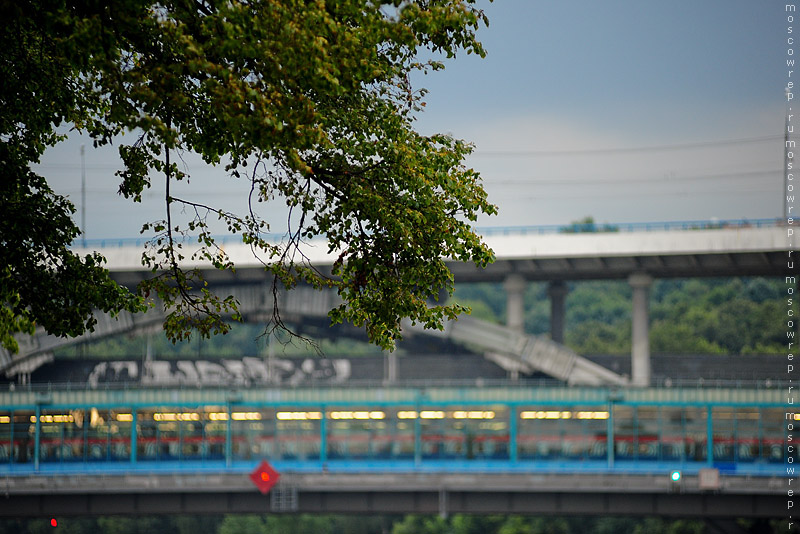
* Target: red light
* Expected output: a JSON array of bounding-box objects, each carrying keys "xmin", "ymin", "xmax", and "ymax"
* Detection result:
[
  {"xmin": 249, "ymin": 460, "xmax": 280, "ymax": 494},
  {"xmin": 50, "ymin": 518, "xmax": 57, "ymax": 527}
]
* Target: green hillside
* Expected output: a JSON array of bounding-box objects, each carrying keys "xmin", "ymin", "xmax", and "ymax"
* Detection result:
[{"xmin": 453, "ymin": 277, "xmax": 789, "ymax": 356}]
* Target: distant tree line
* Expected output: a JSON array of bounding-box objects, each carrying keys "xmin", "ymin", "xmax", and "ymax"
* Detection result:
[
  {"xmin": 0, "ymin": 514, "xmax": 786, "ymax": 534},
  {"xmin": 454, "ymin": 277, "xmax": 787, "ymax": 356}
]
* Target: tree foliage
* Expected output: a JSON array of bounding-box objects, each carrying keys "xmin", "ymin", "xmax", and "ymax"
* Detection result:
[
  {"xmin": 0, "ymin": 134, "xmax": 145, "ymax": 355},
  {"xmin": 1, "ymin": 0, "xmax": 496, "ymax": 352}
]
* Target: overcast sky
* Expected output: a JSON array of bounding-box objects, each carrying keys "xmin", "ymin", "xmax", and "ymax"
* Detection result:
[{"xmin": 40, "ymin": 1, "xmax": 788, "ymax": 240}]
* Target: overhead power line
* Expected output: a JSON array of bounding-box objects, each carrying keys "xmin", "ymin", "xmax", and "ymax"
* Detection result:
[
  {"xmin": 487, "ymin": 168, "xmax": 781, "ymax": 186},
  {"xmin": 472, "ymin": 135, "xmax": 783, "ymax": 157},
  {"xmin": 493, "ymin": 186, "xmax": 781, "ymax": 201},
  {"xmin": 37, "ymin": 135, "xmax": 782, "ymax": 167}
]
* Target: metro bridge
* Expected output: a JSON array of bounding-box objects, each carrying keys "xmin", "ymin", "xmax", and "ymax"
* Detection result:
[
  {"xmin": 0, "ymin": 219, "xmax": 791, "ymax": 521},
  {"xmin": 0, "ymin": 381, "xmax": 787, "ymax": 519}
]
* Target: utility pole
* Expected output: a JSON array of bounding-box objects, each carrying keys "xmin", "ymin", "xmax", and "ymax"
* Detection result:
[{"xmin": 81, "ymin": 144, "xmax": 86, "ymax": 247}]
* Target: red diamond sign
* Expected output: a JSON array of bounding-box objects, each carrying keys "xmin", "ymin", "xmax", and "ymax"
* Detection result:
[{"xmin": 249, "ymin": 460, "xmax": 280, "ymax": 494}]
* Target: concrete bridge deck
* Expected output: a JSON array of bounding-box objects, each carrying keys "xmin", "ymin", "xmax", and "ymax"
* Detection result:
[
  {"xmin": 87, "ymin": 222, "xmax": 790, "ymax": 285},
  {"xmin": 1, "ymin": 468, "xmax": 785, "ymax": 518}
]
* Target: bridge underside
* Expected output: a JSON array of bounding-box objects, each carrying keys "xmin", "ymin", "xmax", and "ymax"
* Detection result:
[
  {"xmin": 1, "ymin": 283, "xmax": 628, "ymax": 386},
  {"xmin": 2, "ymin": 472, "xmax": 782, "ymax": 518}
]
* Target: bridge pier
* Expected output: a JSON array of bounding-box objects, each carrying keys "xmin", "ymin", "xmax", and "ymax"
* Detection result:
[
  {"xmin": 629, "ymin": 273, "xmax": 653, "ymax": 387},
  {"xmin": 384, "ymin": 352, "xmax": 398, "ymax": 384},
  {"xmin": 503, "ymin": 274, "xmax": 526, "ymax": 334},
  {"xmin": 548, "ymin": 281, "xmax": 568, "ymax": 344},
  {"xmin": 505, "ymin": 276, "xmax": 570, "ymax": 346}
]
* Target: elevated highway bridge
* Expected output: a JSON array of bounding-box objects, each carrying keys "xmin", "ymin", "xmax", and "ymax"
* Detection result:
[{"xmin": 1, "ymin": 219, "xmax": 792, "ymax": 388}]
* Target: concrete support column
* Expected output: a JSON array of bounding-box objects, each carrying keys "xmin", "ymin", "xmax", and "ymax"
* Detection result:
[
  {"xmin": 504, "ymin": 274, "xmax": 527, "ymax": 334},
  {"xmin": 628, "ymin": 273, "xmax": 653, "ymax": 387},
  {"xmin": 548, "ymin": 281, "xmax": 568, "ymax": 344},
  {"xmin": 384, "ymin": 352, "xmax": 398, "ymax": 384}
]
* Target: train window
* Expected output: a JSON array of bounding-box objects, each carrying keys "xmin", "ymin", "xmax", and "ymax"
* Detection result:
[
  {"xmin": 203, "ymin": 408, "xmax": 227, "ymax": 460},
  {"xmin": 389, "ymin": 408, "xmax": 416, "ymax": 459},
  {"xmin": 137, "ymin": 408, "xmax": 186, "ymax": 461},
  {"xmin": 635, "ymin": 407, "xmax": 660, "ymax": 461},
  {"xmin": 231, "ymin": 408, "xmax": 274, "ymax": 461},
  {"xmin": 178, "ymin": 409, "xmax": 204, "ymax": 460},
  {"xmin": 0, "ymin": 411, "xmax": 12, "ymax": 464},
  {"xmin": 326, "ymin": 407, "xmax": 389, "ymax": 460},
  {"xmin": 73, "ymin": 408, "xmax": 131, "ymax": 462},
  {"xmin": 762, "ymin": 408, "xmax": 785, "ymax": 463},
  {"xmin": 441, "ymin": 406, "xmax": 508, "ymax": 461},
  {"xmin": 711, "ymin": 407, "xmax": 736, "ymax": 462},
  {"xmin": 37, "ymin": 410, "xmax": 72, "ymax": 463},
  {"xmin": 661, "ymin": 407, "xmax": 685, "ymax": 461},
  {"xmin": 613, "ymin": 406, "xmax": 635, "ymax": 460},
  {"xmin": 733, "ymin": 408, "xmax": 760, "ymax": 463},
  {"xmin": 418, "ymin": 409, "xmax": 445, "ymax": 460},
  {"xmin": 518, "ymin": 406, "xmax": 607, "ymax": 461},
  {"xmin": 276, "ymin": 410, "xmax": 320, "ymax": 461}
]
